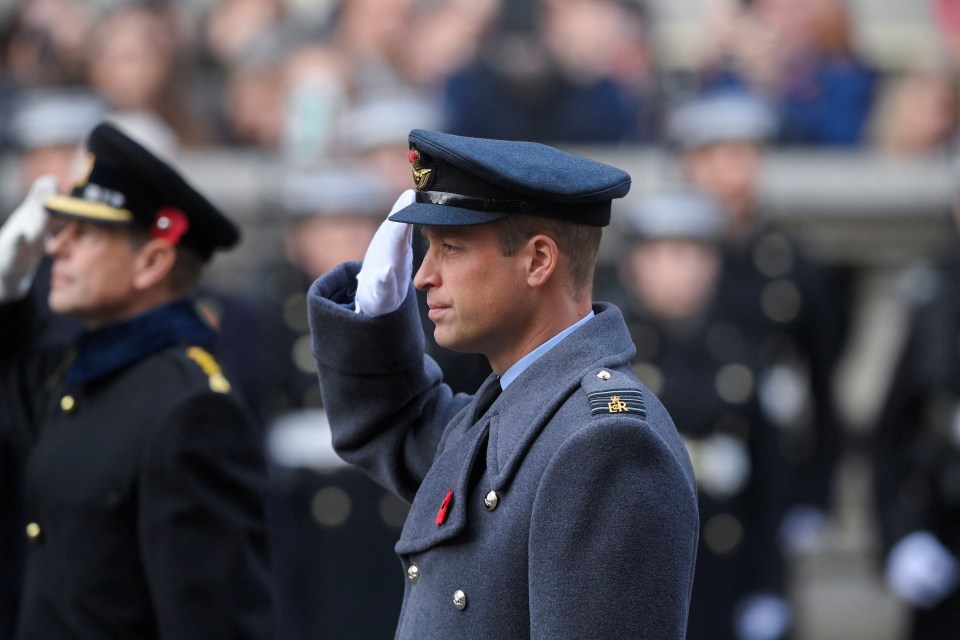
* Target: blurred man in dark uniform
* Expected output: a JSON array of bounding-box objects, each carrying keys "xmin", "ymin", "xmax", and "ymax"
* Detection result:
[
  {"xmin": 0, "ymin": 86, "xmax": 106, "ymax": 636},
  {"xmin": 872, "ymin": 205, "xmax": 960, "ymax": 638},
  {"xmin": 670, "ymin": 90, "xmax": 849, "ymax": 555},
  {"xmin": 258, "ymin": 164, "xmax": 408, "ymax": 640},
  {"xmin": 602, "ymin": 189, "xmax": 791, "ymax": 640},
  {"xmin": 261, "ymin": 165, "xmax": 391, "ymax": 417},
  {"xmin": 0, "ymin": 123, "xmax": 273, "ymax": 639}
]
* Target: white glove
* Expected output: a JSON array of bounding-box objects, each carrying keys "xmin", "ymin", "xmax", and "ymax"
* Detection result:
[
  {"xmin": 886, "ymin": 530, "xmax": 960, "ymax": 608},
  {"xmin": 0, "ymin": 175, "xmax": 58, "ymax": 303},
  {"xmin": 354, "ymin": 189, "xmax": 416, "ymax": 316},
  {"xmin": 735, "ymin": 593, "xmax": 792, "ymax": 640}
]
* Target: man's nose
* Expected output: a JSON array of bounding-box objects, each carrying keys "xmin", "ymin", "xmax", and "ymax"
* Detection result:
[{"xmin": 413, "ymin": 252, "xmax": 437, "ymax": 291}]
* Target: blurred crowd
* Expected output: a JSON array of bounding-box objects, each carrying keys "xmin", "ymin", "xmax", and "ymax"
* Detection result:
[
  {"xmin": 0, "ymin": 0, "xmax": 955, "ymax": 162},
  {"xmin": 3, "ymin": 0, "xmax": 960, "ymax": 639}
]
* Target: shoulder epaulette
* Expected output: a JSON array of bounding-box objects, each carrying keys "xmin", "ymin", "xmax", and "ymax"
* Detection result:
[
  {"xmin": 185, "ymin": 346, "xmax": 231, "ymax": 394},
  {"xmin": 582, "ymin": 368, "xmax": 646, "ymax": 419}
]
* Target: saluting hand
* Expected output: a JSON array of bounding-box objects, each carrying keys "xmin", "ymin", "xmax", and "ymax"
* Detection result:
[
  {"xmin": 0, "ymin": 174, "xmax": 58, "ymax": 303},
  {"xmin": 355, "ymin": 189, "xmax": 416, "ymax": 316}
]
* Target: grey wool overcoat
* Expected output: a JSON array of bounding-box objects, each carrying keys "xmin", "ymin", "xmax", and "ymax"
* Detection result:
[{"xmin": 308, "ymin": 262, "xmax": 699, "ymax": 639}]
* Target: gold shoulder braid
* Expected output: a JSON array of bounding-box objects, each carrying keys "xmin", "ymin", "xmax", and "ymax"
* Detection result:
[{"xmin": 186, "ymin": 346, "xmax": 231, "ymax": 394}]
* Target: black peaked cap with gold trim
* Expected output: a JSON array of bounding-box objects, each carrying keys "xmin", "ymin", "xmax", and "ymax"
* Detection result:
[
  {"xmin": 44, "ymin": 122, "xmax": 239, "ymax": 261},
  {"xmin": 389, "ymin": 129, "xmax": 631, "ymax": 227}
]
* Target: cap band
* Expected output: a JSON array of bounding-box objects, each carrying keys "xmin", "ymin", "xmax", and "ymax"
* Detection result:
[
  {"xmin": 413, "ymin": 190, "xmax": 611, "ymax": 225},
  {"xmin": 45, "ymin": 195, "xmax": 133, "ymax": 223},
  {"xmin": 415, "ymin": 190, "xmax": 530, "ymax": 213}
]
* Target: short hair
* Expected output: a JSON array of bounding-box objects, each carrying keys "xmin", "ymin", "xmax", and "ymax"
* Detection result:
[
  {"xmin": 494, "ymin": 215, "xmax": 602, "ymax": 296},
  {"xmin": 128, "ymin": 227, "xmax": 203, "ymax": 296}
]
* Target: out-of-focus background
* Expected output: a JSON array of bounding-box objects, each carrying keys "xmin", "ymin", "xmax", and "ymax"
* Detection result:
[{"xmin": 2, "ymin": 1, "xmax": 959, "ymax": 638}]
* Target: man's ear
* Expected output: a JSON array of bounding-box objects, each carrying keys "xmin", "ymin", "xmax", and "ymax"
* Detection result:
[
  {"xmin": 133, "ymin": 239, "xmax": 177, "ymax": 291},
  {"xmin": 525, "ymin": 234, "xmax": 558, "ymax": 288}
]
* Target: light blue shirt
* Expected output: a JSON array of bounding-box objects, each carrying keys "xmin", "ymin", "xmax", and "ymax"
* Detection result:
[{"xmin": 499, "ymin": 311, "xmax": 596, "ymax": 390}]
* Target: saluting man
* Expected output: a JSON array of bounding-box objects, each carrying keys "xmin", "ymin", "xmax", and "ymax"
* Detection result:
[
  {"xmin": 0, "ymin": 123, "xmax": 273, "ymax": 639},
  {"xmin": 306, "ymin": 129, "xmax": 699, "ymax": 638}
]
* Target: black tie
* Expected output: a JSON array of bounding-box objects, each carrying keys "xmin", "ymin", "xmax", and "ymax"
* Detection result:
[{"xmin": 472, "ymin": 378, "xmax": 502, "ymax": 424}]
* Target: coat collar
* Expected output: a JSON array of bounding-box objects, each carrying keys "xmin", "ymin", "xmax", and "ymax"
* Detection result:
[
  {"xmin": 395, "ymin": 302, "xmax": 638, "ymax": 556},
  {"xmin": 66, "ymin": 298, "xmax": 218, "ymax": 387},
  {"xmin": 486, "ymin": 302, "xmax": 636, "ymax": 488}
]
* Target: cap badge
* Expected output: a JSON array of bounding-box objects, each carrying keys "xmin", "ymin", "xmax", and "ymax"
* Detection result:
[
  {"xmin": 152, "ymin": 207, "xmax": 190, "ymax": 245},
  {"xmin": 408, "ymin": 148, "xmax": 432, "ymax": 190}
]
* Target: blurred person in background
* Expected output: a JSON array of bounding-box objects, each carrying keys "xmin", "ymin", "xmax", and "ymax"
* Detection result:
[
  {"xmin": 200, "ymin": 0, "xmax": 287, "ymax": 71},
  {"xmin": 602, "ymin": 189, "xmax": 792, "ymax": 640},
  {"xmin": 0, "ymin": 0, "xmax": 93, "ymax": 90},
  {"xmin": 342, "ymin": 92, "xmax": 445, "ymax": 193},
  {"xmin": 869, "ymin": 67, "xmax": 958, "ymax": 157},
  {"xmin": 870, "ymin": 176, "xmax": 960, "ymax": 639},
  {"xmin": 324, "ymin": 0, "xmax": 418, "ymax": 100},
  {"xmin": 259, "ymin": 165, "xmax": 390, "ymax": 418},
  {"xmin": 3, "ymin": 86, "xmax": 106, "ymax": 194},
  {"xmin": 669, "ymin": 89, "xmax": 850, "ymax": 558},
  {"xmin": 696, "ymin": 0, "xmax": 877, "ymax": 147},
  {"xmin": 279, "ymin": 38, "xmax": 351, "ymax": 165},
  {"xmin": 194, "ymin": 0, "xmax": 288, "ymax": 146},
  {"xmin": 396, "ymin": 0, "xmax": 503, "ymax": 92},
  {"xmin": 85, "ymin": 2, "xmax": 216, "ymax": 148},
  {"xmin": 217, "ymin": 25, "xmax": 291, "ymax": 149},
  {"xmin": 257, "ymin": 164, "xmax": 407, "ymax": 640},
  {"xmin": 0, "ymin": 122, "xmax": 273, "ymax": 638},
  {"xmin": 443, "ymin": 0, "xmax": 660, "ymax": 143}
]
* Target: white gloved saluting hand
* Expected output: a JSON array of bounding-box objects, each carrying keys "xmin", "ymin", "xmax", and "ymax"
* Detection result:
[
  {"xmin": 355, "ymin": 189, "xmax": 416, "ymax": 316},
  {"xmin": 0, "ymin": 175, "xmax": 58, "ymax": 303}
]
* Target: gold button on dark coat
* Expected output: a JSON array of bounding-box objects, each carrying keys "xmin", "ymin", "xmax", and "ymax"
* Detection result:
[
  {"xmin": 483, "ymin": 490, "xmax": 499, "ymax": 511},
  {"xmin": 60, "ymin": 395, "xmax": 75, "ymax": 412},
  {"xmin": 452, "ymin": 590, "xmax": 467, "ymax": 611},
  {"xmin": 407, "ymin": 564, "xmax": 420, "ymax": 584},
  {"xmin": 26, "ymin": 522, "xmax": 42, "ymax": 543}
]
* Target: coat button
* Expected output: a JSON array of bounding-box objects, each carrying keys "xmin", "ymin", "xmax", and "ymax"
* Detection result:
[
  {"xmin": 60, "ymin": 395, "xmax": 75, "ymax": 412},
  {"xmin": 483, "ymin": 490, "xmax": 499, "ymax": 511},
  {"xmin": 407, "ymin": 564, "xmax": 420, "ymax": 584},
  {"xmin": 25, "ymin": 522, "xmax": 42, "ymax": 543},
  {"xmin": 452, "ymin": 589, "xmax": 467, "ymax": 611}
]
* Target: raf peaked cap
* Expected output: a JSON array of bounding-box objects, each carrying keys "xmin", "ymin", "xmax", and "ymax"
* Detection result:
[
  {"xmin": 44, "ymin": 122, "xmax": 238, "ymax": 261},
  {"xmin": 389, "ymin": 129, "xmax": 631, "ymax": 227}
]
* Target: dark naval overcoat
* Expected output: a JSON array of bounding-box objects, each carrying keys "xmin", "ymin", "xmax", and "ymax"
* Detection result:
[
  {"xmin": 308, "ymin": 262, "xmax": 699, "ymax": 639},
  {"xmin": 0, "ymin": 297, "xmax": 274, "ymax": 639}
]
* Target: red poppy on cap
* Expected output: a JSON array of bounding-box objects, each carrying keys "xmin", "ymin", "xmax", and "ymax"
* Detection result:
[{"xmin": 152, "ymin": 207, "xmax": 190, "ymax": 245}]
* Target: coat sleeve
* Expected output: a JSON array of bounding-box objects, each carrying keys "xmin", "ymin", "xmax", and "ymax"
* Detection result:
[
  {"xmin": 307, "ymin": 262, "xmax": 472, "ymax": 502},
  {"xmin": 0, "ymin": 295, "xmax": 64, "ymax": 452},
  {"xmin": 528, "ymin": 418, "xmax": 699, "ymax": 639},
  {"xmin": 138, "ymin": 392, "xmax": 274, "ymax": 640}
]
